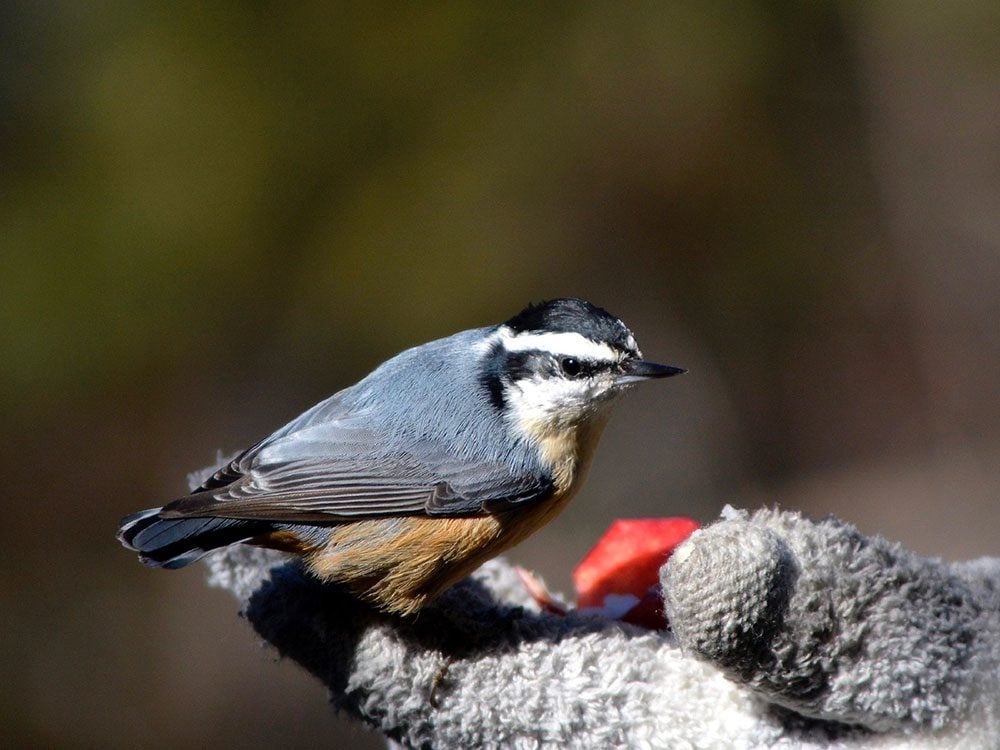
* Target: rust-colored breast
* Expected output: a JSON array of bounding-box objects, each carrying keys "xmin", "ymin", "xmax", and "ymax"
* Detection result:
[
  {"xmin": 259, "ymin": 415, "xmax": 611, "ymax": 616},
  {"xmin": 302, "ymin": 490, "xmax": 578, "ymax": 615}
]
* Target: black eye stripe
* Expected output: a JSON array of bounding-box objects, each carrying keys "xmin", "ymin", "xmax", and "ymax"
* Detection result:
[
  {"xmin": 497, "ymin": 348, "xmax": 614, "ymax": 386},
  {"xmin": 519, "ymin": 351, "xmax": 612, "ymax": 377},
  {"xmin": 506, "ymin": 350, "xmax": 557, "ymax": 380}
]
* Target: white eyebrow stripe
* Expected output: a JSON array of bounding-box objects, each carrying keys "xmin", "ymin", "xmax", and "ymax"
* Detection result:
[{"xmin": 497, "ymin": 326, "xmax": 621, "ymax": 362}]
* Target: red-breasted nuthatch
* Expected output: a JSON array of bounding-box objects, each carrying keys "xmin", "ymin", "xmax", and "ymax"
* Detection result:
[{"xmin": 118, "ymin": 298, "xmax": 684, "ymax": 615}]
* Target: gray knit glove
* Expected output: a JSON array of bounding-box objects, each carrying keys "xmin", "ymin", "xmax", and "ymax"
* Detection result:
[{"xmin": 207, "ymin": 507, "xmax": 1000, "ymax": 749}]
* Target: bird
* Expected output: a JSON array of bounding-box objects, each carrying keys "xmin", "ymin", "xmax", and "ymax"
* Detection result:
[{"xmin": 118, "ymin": 298, "xmax": 685, "ymax": 615}]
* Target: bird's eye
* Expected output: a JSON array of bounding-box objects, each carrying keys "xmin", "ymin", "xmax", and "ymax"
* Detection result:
[{"xmin": 560, "ymin": 357, "xmax": 582, "ymax": 377}]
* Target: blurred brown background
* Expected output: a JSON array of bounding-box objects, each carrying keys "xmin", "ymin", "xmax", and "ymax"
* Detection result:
[{"xmin": 2, "ymin": 3, "xmax": 998, "ymax": 748}]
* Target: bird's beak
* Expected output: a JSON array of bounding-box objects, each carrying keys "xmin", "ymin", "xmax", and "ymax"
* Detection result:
[{"xmin": 615, "ymin": 359, "xmax": 687, "ymax": 386}]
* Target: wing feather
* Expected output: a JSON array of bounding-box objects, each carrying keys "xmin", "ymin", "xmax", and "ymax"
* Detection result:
[
  {"xmin": 160, "ymin": 444, "xmax": 552, "ymax": 523},
  {"xmin": 161, "ymin": 417, "xmax": 553, "ymax": 523}
]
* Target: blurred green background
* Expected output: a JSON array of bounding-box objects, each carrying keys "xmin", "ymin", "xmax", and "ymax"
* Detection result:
[{"xmin": 2, "ymin": 2, "xmax": 998, "ymax": 747}]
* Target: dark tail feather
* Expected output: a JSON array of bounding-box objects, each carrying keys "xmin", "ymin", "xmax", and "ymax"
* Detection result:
[{"xmin": 117, "ymin": 508, "xmax": 274, "ymax": 569}]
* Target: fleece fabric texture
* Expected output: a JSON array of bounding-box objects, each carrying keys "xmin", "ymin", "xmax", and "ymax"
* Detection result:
[{"xmin": 204, "ymin": 507, "xmax": 1000, "ymax": 749}]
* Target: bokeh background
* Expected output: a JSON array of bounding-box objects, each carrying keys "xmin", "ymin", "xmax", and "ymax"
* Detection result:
[{"xmin": 3, "ymin": 3, "xmax": 998, "ymax": 747}]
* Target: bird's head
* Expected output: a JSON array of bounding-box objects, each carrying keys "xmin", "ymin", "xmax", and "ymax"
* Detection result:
[{"xmin": 479, "ymin": 298, "xmax": 684, "ymax": 433}]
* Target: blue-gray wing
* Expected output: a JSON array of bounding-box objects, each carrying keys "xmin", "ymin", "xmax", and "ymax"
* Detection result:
[{"xmin": 160, "ymin": 416, "xmax": 553, "ymax": 523}]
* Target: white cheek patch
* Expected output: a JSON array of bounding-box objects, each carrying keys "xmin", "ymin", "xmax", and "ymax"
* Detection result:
[
  {"xmin": 497, "ymin": 327, "xmax": 623, "ymax": 363},
  {"xmin": 506, "ymin": 375, "xmax": 613, "ymax": 429}
]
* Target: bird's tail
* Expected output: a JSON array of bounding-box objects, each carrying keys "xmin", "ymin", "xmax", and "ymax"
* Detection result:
[{"xmin": 117, "ymin": 508, "xmax": 273, "ymax": 569}]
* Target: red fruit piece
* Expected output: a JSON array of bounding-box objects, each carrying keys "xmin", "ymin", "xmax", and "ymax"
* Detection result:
[{"xmin": 573, "ymin": 517, "xmax": 700, "ymax": 610}]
